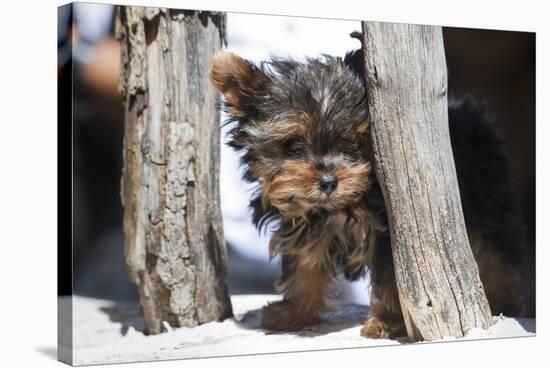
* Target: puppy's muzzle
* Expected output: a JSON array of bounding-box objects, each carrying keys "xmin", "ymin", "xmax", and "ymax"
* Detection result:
[{"xmin": 318, "ymin": 174, "xmax": 338, "ymax": 194}]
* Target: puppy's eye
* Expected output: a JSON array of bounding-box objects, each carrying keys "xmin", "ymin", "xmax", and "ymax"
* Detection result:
[
  {"xmin": 283, "ymin": 138, "xmax": 304, "ymax": 157},
  {"xmin": 342, "ymin": 144, "xmax": 359, "ymax": 157}
]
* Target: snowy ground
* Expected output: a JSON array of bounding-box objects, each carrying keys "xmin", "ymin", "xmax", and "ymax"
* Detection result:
[{"xmin": 61, "ymin": 295, "xmax": 536, "ymax": 366}]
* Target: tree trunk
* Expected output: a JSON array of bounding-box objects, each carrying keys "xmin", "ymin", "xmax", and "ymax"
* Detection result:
[
  {"xmin": 360, "ymin": 22, "xmax": 492, "ymax": 341},
  {"xmin": 116, "ymin": 6, "xmax": 232, "ymax": 335}
]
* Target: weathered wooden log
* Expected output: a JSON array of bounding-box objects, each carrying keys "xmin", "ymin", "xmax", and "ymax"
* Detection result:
[
  {"xmin": 116, "ymin": 6, "xmax": 232, "ymax": 335},
  {"xmin": 361, "ymin": 22, "xmax": 492, "ymax": 341}
]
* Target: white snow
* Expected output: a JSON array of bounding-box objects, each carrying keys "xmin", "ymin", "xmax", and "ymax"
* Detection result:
[{"xmin": 63, "ymin": 295, "xmax": 535, "ymax": 366}]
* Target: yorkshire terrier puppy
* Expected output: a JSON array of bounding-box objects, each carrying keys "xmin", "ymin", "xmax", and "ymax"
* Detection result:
[{"xmin": 210, "ymin": 45, "xmax": 525, "ymax": 338}]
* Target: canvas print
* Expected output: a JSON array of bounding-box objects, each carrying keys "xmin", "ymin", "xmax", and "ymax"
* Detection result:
[{"xmin": 58, "ymin": 2, "xmax": 536, "ymax": 365}]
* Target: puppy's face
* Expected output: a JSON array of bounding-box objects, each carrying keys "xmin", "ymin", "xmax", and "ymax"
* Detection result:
[{"xmin": 212, "ymin": 52, "xmax": 372, "ymax": 218}]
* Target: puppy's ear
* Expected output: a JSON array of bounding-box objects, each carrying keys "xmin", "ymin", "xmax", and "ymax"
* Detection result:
[
  {"xmin": 211, "ymin": 51, "xmax": 269, "ymax": 108},
  {"xmin": 344, "ymin": 32, "xmax": 366, "ymax": 81},
  {"xmin": 343, "ymin": 48, "xmax": 365, "ymax": 82}
]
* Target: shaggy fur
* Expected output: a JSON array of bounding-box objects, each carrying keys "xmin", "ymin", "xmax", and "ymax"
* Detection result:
[{"xmin": 210, "ymin": 45, "xmax": 525, "ymax": 338}]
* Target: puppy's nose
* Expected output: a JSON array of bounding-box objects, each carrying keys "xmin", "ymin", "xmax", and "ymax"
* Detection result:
[{"xmin": 318, "ymin": 174, "xmax": 338, "ymax": 194}]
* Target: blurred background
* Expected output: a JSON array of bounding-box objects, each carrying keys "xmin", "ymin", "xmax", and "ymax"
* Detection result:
[{"xmin": 59, "ymin": 4, "xmax": 536, "ymax": 317}]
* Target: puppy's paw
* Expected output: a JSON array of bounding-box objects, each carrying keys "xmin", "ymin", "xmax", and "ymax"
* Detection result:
[
  {"xmin": 361, "ymin": 316, "xmax": 406, "ymax": 339},
  {"xmin": 361, "ymin": 317, "xmax": 392, "ymax": 339},
  {"xmin": 261, "ymin": 300, "xmax": 320, "ymax": 331}
]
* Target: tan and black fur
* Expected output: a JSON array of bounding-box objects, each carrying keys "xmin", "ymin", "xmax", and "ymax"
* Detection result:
[{"xmin": 210, "ymin": 47, "xmax": 525, "ymax": 338}]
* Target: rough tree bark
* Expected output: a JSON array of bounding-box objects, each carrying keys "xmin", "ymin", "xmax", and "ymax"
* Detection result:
[
  {"xmin": 361, "ymin": 22, "xmax": 492, "ymax": 341},
  {"xmin": 116, "ymin": 6, "xmax": 232, "ymax": 335}
]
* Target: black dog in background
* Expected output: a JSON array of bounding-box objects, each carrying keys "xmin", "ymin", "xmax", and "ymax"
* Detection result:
[{"xmin": 211, "ymin": 38, "xmax": 525, "ymax": 338}]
